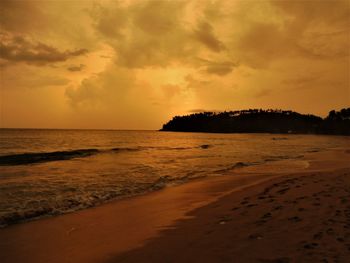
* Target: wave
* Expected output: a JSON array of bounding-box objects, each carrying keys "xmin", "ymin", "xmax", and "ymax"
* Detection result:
[
  {"xmin": 0, "ymin": 144, "xmax": 214, "ymax": 166},
  {"xmin": 215, "ymin": 154, "xmax": 306, "ymax": 174},
  {"xmin": 263, "ymin": 154, "xmax": 304, "ymax": 162},
  {"xmin": 110, "ymin": 147, "xmax": 141, "ymax": 152},
  {"xmin": 0, "ymin": 147, "xmax": 148, "ymax": 166},
  {"xmin": 0, "ymin": 172, "xmax": 207, "ymax": 227},
  {"xmin": 215, "ymin": 161, "xmax": 255, "ymax": 173},
  {"xmin": 0, "ymin": 149, "xmax": 100, "ymax": 166}
]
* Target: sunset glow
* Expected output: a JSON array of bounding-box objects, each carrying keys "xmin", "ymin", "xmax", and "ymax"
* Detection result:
[{"xmin": 1, "ymin": 0, "xmax": 349, "ymax": 129}]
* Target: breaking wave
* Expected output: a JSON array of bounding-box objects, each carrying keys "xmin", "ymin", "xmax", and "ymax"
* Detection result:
[
  {"xmin": 0, "ymin": 149, "xmax": 100, "ymax": 166},
  {"xmin": 0, "ymin": 144, "xmax": 214, "ymax": 166}
]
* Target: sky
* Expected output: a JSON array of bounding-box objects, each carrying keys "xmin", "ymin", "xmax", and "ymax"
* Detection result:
[{"xmin": 0, "ymin": 0, "xmax": 349, "ymax": 129}]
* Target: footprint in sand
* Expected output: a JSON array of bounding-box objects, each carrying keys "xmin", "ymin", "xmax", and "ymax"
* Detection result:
[
  {"xmin": 303, "ymin": 242, "xmax": 319, "ymax": 249},
  {"xmin": 313, "ymin": 232, "xmax": 323, "ymax": 240},
  {"xmin": 326, "ymin": 228, "xmax": 334, "ymax": 235},
  {"xmin": 336, "ymin": 237, "xmax": 345, "ymax": 243},
  {"xmin": 261, "ymin": 212, "xmax": 272, "ymax": 219},
  {"xmin": 288, "ymin": 216, "xmax": 302, "ymax": 222},
  {"xmin": 273, "ymin": 205, "xmax": 283, "ymax": 211},
  {"xmin": 277, "ymin": 188, "xmax": 290, "ymax": 195},
  {"xmin": 246, "ymin": 203, "xmax": 257, "ymax": 208}
]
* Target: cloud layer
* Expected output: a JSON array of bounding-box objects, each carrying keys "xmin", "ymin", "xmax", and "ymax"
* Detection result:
[
  {"xmin": 1, "ymin": 0, "xmax": 349, "ymax": 129},
  {"xmin": 0, "ymin": 33, "xmax": 88, "ymax": 65}
]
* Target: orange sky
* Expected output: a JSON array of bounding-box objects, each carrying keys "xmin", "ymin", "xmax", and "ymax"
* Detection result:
[{"xmin": 0, "ymin": 0, "xmax": 349, "ymax": 129}]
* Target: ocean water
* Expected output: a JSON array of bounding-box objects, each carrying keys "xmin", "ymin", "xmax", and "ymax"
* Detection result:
[{"xmin": 0, "ymin": 129, "xmax": 348, "ymax": 227}]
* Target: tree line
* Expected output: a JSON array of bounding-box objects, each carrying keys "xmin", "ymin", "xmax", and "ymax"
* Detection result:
[{"xmin": 160, "ymin": 108, "xmax": 350, "ymax": 135}]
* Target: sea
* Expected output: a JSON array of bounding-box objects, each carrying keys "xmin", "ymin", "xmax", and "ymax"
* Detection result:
[{"xmin": 0, "ymin": 129, "xmax": 349, "ymax": 227}]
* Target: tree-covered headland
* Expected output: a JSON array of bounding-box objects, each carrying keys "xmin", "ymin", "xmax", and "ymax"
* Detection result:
[{"xmin": 161, "ymin": 108, "xmax": 350, "ymax": 135}]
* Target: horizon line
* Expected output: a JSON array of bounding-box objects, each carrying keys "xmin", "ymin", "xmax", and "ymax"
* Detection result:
[{"xmin": 0, "ymin": 127, "xmax": 158, "ymax": 131}]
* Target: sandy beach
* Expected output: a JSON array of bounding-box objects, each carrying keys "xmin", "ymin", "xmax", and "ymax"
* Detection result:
[{"xmin": 0, "ymin": 149, "xmax": 349, "ymax": 263}]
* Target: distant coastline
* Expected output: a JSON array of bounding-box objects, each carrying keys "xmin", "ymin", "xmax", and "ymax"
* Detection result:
[{"xmin": 161, "ymin": 108, "xmax": 350, "ymax": 135}]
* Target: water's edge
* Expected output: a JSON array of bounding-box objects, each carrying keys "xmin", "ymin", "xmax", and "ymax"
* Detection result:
[{"xmin": 0, "ymin": 151, "xmax": 312, "ymax": 228}]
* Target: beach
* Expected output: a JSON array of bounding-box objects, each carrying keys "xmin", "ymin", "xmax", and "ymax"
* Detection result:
[
  {"xmin": 2, "ymin": 0, "xmax": 349, "ymax": 261},
  {"xmin": 0, "ymin": 148, "xmax": 349, "ymax": 263}
]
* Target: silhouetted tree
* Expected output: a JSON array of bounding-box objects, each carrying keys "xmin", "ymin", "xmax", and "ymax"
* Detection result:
[{"xmin": 161, "ymin": 108, "xmax": 350, "ymax": 135}]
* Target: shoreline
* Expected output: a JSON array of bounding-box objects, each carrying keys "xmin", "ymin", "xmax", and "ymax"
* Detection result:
[
  {"xmin": 0, "ymin": 146, "xmax": 316, "ymax": 228},
  {"xmin": 0, "ymin": 149, "xmax": 349, "ymax": 262}
]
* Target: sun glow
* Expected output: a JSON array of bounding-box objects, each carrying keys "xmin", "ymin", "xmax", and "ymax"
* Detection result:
[{"xmin": 0, "ymin": 0, "xmax": 348, "ymax": 129}]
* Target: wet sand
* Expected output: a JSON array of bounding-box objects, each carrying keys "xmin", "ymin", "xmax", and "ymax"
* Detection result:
[{"xmin": 0, "ymin": 149, "xmax": 349, "ymax": 263}]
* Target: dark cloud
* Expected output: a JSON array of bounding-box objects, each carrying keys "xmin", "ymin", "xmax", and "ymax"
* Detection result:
[
  {"xmin": 193, "ymin": 21, "xmax": 225, "ymax": 52},
  {"xmin": 237, "ymin": 22, "xmax": 289, "ymax": 68},
  {"xmin": 205, "ymin": 61, "xmax": 236, "ymax": 75},
  {"xmin": 234, "ymin": 0, "xmax": 349, "ymax": 68},
  {"xmin": 133, "ymin": 0, "xmax": 182, "ymax": 35},
  {"xmin": 92, "ymin": 0, "xmax": 192, "ymax": 68},
  {"xmin": 92, "ymin": 2, "xmax": 128, "ymax": 39},
  {"xmin": 67, "ymin": 64, "xmax": 85, "ymax": 72},
  {"xmin": 0, "ymin": 0, "xmax": 47, "ymax": 33},
  {"xmin": 271, "ymin": 0, "xmax": 349, "ymax": 28},
  {"xmin": 91, "ymin": 1, "xmax": 230, "ymax": 69},
  {"xmin": 295, "ymin": 32, "xmax": 349, "ymax": 60},
  {"xmin": 0, "ymin": 33, "xmax": 88, "ymax": 66}
]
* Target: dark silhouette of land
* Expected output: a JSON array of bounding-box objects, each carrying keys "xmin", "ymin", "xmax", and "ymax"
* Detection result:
[{"xmin": 161, "ymin": 108, "xmax": 350, "ymax": 135}]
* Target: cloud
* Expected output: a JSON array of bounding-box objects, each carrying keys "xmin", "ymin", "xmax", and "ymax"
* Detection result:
[
  {"xmin": 295, "ymin": 30, "xmax": 349, "ymax": 60},
  {"xmin": 2, "ymin": 0, "xmax": 349, "ymax": 129},
  {"xmin": 0, "ymin": 33, "xmax": 88, "ymax": 66},
  {"xmin": 91, "ymin": 0, "xmax": 231, "ymax": 69},
  {"xmin": 92, "ymin": 2, "xmax": 128, "ymax": 39},
  {"xmin": 1, "ymin": 64, "xmax": 70, "ymax": 89},
  {"xmin": 67, "ymin": 64, "xmax": 85, "ymax": 72},
  {"xmin": 231, "ymin": 0, "xmax": 349, "ymax": 68},
  {"xmin": 91, "ymin": 0, "xmax": 194, "ymax": 69},
  {"xmin": 161, "ymin": 84, "xmax": 182, "ymax": 98},
  {"xmin": 282, "ymin": 75, "xmax": 321, "ymax": 86},
  {"xmin": 271, "ymin": 0, "xmax": 349, "ymax": 28},
  {"xmin": 205, "ymin": 61, "xmax": 237, "ymax": 75},
  {"xmin": 193, "ymin": 21, "xmax": 225, "ymax": 52},
  {"xmin": 236, "ymin": 22, "xmax": 290, "ymax": 68},
  {"xmin": 65, "ymin": 79, "xmax": 101, "ymax": 107},
  {"xmin": 65, "ymin": 65, "xmax": 135, "ymax": 107},
  {"xmin": 0, "ymin": 0, "xmax": 47, "ymax": 33},
  {"xmin": 132, "ymin": 0, "xmax": 183, "ymax": 35}
]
